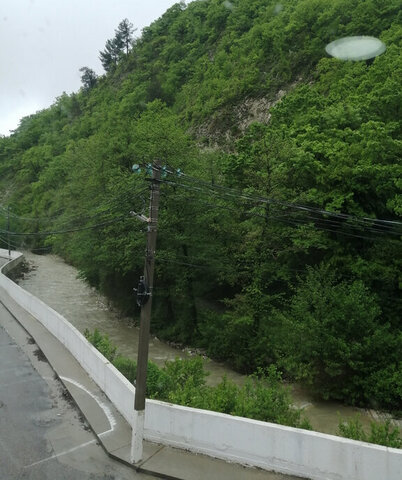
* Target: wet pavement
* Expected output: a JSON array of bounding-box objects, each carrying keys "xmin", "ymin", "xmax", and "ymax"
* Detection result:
[{"xmin": 0, "ymin": 301, "xmax": 157, "ymax": 480}]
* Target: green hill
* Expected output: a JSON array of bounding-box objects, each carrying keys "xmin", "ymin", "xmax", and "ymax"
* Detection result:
[{"xmin": 0, "ymin": 0, "xmax": 401, "ymax": 411}]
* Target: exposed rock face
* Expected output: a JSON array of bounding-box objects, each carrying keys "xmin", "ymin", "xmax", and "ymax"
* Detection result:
[
  {"xmin": 193, "ymin": 79, "xmax": 302, "ymax": 148},
  {"xmin": 234, "ymin": 95, "xmax": 276, "ymax": 132}
]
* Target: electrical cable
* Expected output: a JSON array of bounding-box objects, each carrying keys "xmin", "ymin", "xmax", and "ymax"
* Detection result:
[
  {"xmin": 160, "ymin": 187, "xmax": 391, "ymax": 235},
  {"xmin": 246, "ymin": 204, "xmax": 402, "ymax": 237},
  {"xmin": 0, "ymin": 186, "xmax": 148, "ymax": 225},
  {"xmin": 0, "ymin": 235, "xmax": 19, "ymax": 249},
  {"xmin": 159, "ymin": 180, "xmax": 400, "ymax": 242},
  {"xmin": 0, "ymin": 215, "xmax": 129, "ymax": 237},
  {"xmin": 0, "ymin": 187, "xmax": 149, "ymax": 250},
  {"xmin": 162, "ymin": 172, "xmax": 402, "ymax": 229},
  {"xmin": 3, "ymin": 161, "xmax": 399, "ymax": 246},
  {"xmin": 144, "ymin": 167, "xmax": 402, "ymax": 244},
  {"xmin": 1, "ymin": 185, "xmax": 147, "ymax": 218},
  {"xmin": 156, "ymin": 164, "xmax": 402, "ymax": 230},
  {"xmin": 155, "ymin": 257, "xmax": 209, "ymax": 269}
]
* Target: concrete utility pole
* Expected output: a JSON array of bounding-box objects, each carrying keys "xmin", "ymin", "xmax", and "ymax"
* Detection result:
[{"xmin": 131, "ymin": 162, "xmax": 161, "ymax": 464}]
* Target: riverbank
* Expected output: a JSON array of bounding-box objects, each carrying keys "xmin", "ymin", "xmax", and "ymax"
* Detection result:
[{"xmin": 16, "ymin": 251, "xmax": 395, "ymax": 436}]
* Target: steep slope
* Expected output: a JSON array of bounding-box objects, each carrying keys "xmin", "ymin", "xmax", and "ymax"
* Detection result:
[{"xmin": 0, "ymin": 0, "xmax": 401, "ymax": 410}]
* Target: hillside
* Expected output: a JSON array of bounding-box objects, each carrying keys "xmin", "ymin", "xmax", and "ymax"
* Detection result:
[{"xmin": 0, "ymin": 0, "xmax": 401, "ymax": 411}]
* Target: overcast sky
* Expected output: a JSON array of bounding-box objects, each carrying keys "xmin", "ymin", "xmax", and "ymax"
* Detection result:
[{"xmin": 0, "ymin": 0, "xmax": 179, "ymax": 136}]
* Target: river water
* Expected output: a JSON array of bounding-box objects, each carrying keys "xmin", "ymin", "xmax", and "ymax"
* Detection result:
[{"xmin": 17, "ymin": 251, "xmax": 379, "ymax": 435}]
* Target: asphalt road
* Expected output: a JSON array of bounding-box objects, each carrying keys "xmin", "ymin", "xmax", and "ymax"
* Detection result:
[{"xmin": 0, "ymin": 302, "xmax": 156, "ymax": 480}]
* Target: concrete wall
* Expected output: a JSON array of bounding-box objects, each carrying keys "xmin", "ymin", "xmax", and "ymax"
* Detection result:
[{"xmin": 1, "ymin": 249, "xmax": 401, "ymax": 480}]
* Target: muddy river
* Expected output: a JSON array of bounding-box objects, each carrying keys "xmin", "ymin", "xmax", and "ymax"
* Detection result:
[{"xmin": 17, "ymin": 251, "xmax": 381, "ymax": 435}]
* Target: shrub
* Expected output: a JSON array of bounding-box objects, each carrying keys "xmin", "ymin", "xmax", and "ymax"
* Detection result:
[
  {"xmin": 338, "ymin": 416, "xmax": 402, "ymax": 448},
  {"xmin": 85, "ymin": 329, "xmax": 310, "ymax": 429},
  {"xmin": 112, "ymin": 356, "xmax": 137, "ymax": 383},
  {"xmin": 84, "ymin": 328, "xmax": 117, "ymax": 362},
  {"xmin": 280, "ymin": 267, "xmax": 401, "ymax": 410},
  {"xmin": 146, "ymin": 361, "xmax": 171, "ymax": 399},
  {"xmin": 232, "ymin": 366, "xmax": 311, "ymax": 429}
]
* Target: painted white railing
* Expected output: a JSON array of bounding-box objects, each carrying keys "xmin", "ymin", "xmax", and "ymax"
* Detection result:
[{"xmin": 1, "ymin": 249, "xmax": 401, "ymax": 480}]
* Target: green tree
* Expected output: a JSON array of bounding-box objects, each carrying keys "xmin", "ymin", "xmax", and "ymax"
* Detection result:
[
  {"xmin": 116, "ymin": 18, "xmax": 136, "ymax": 55},
  {"xmin": 280, "ymin": 265, "xmax": 402, "ymax": 409},
  {"xmin": 99, "ymin": 19, "xmax": 135, "ymax": 71},
  {"xmin": 79, "ymin": 67, "xmax": 98, "ymax": 91},
  {"xmin": 99, "ymin": 37, "xmax": 122, "ymax": 71}
]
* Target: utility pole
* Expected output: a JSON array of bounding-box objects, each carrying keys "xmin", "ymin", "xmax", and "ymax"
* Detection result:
[
  {"xmin": 7, "ymin": 206, "xmax": 10, "ymax": 258},
  {"xmin": 131, "ymin": 162, "xmax": 161, "ymax": 464}
]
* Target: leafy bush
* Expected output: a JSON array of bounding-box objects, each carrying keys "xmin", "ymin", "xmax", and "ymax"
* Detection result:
[
  {"xmin": 146, "ymin": 361, "xmax": 172, "ymax": 399},
  {"xmin": 112, "ymin": 356, "xmax": 136, "ymax": 383},
  {"xmin": 164, "ymin": 356, "xmax": 208, "ymax": 391},
  {"xmin": 232, "ymin": 367, "xmax": 311, "ymax": 429},
  {"xmin": 204, "ymin": 375, "xmax": 238, "ymax": 414},
  {"xmin": 84, "ymin": 328, "xmax": 117, "ymax": 362},
  {"xmin": 85, "ymin": 329, "xmax": 310, "ymax": 429},
  {"xmin": 279, "ymin": 266, "xmax": 401, "ymax": 410},
  {"xmin": 338, "ymin": 416, "xmax": 402, "ymax": 449}
]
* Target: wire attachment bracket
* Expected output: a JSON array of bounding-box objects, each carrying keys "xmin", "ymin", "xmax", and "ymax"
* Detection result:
[{"xmin": 130, "ymin": 211, "xmax": 150, "ymax": 223}]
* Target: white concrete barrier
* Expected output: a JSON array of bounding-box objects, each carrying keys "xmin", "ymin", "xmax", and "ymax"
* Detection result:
[{"xmin": 1, "ymin": 249, "xmax": 401, "ymax": 480}]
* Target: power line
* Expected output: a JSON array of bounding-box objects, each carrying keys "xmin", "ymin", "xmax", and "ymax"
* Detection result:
[
  {"xmin": 159, "ymin": 179, "xmax": 401, "ymax": 242},
  {"xmin": 0, "ymin": 235, "xmax": 19, "ymax": 249},
  {"xmin": 155, "ymin": 255, "xmax": 209, "ymax": 270},
  {"xmin": 246, "ymin": 204, "xmax": 402, "ymax": 237},
  {"xmin": 0, "ymin": 187, "xmax": 148, "ymax": 225},
  {"xmin": 3, "ymin": 161, "xmax": 400, "ymax": 245},
  {"xmin": 0, "ymin": 216, "xmax": 128, "ymax": 237},
  {"xmin": 0, "ymin": 187, "xmax": 149, "ymax": 249},
  {"xmin": 158, "ymin": 164, "xmax": 402, "ymax": 230}
]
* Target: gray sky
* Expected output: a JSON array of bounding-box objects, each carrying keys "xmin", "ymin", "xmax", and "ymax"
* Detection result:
[{"xmin": 0, "ymin": 0, "xmax": 179, "ymax": 136}]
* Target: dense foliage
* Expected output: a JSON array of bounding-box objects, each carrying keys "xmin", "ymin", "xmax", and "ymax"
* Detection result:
[
  {"xmin": 85, "ymin": 329, "xmax": 311, "ymax": 428},
  {"xmin": 0, "ymin": 0, "xmax": 401, "ymax": 411}
]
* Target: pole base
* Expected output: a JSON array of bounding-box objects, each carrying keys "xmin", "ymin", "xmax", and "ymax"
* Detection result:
[{"xmin": 130, "ymin": 409, "xmax": 145, "ymax": 464}]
